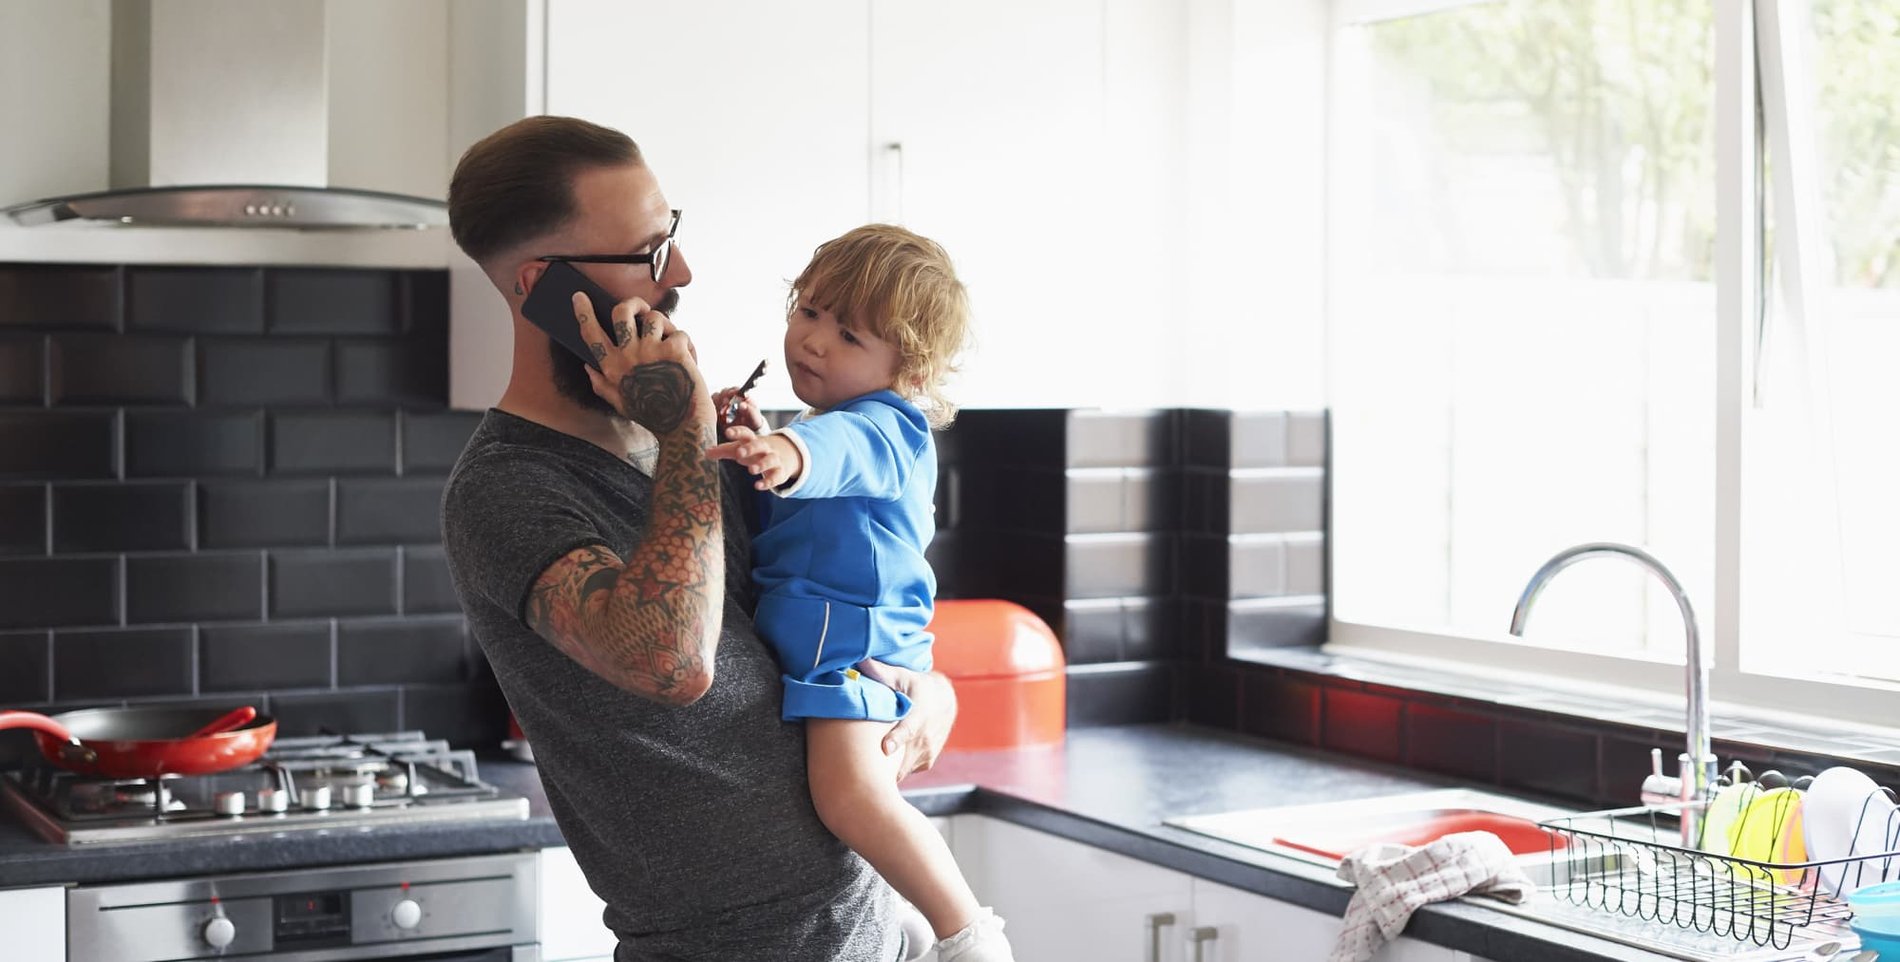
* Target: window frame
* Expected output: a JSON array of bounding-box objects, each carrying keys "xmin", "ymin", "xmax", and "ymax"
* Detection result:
[{"xmin": 1320, "ymin": 0, "xmax": 1900, "ymax": 727}]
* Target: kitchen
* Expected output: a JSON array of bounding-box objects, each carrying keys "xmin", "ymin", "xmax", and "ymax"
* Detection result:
[{"xmin": 1, "ymin": 0, "xmax": 1897, "ymax": 961}]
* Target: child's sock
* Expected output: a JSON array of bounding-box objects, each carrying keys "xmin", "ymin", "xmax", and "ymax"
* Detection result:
[{"xmin": 933, "ymin": 907, "xmax": 1015, "ymax": 962}]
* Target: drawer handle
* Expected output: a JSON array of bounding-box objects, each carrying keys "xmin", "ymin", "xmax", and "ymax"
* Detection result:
[
  {"xmin": 1188, "ymin": 925, "xmax": 1219, "ymax": 962},
  {"xmin": 1144, "ymin": 912, "xmax": 1176, "ymax": 962}
]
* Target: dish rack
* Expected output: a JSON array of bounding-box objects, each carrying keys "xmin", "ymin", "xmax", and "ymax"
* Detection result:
[{"xmin": 1537, "ymin": 796, "xmax": 1900, "ymax": 952}]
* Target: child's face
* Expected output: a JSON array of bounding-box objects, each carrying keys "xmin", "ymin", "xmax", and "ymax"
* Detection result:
[{"xmin": 783, "ymin": 297, "xmax": 902, "ymax": 411}]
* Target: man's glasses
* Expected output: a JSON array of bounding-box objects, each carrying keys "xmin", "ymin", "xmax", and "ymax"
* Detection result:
[{"xmin": 537, "ymin": 209, "xmax": 682, "ymax": 283}]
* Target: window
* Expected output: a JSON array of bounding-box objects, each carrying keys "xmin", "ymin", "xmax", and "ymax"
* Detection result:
[{"xmin": 1327, "ymin": 0, "xmax": 1900, "ymax": 717}]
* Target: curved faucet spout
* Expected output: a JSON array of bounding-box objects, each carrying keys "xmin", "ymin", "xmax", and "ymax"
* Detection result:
[{"xmin": 1509, "ymin": 543, "xmax": 1716, "ymax": 816}]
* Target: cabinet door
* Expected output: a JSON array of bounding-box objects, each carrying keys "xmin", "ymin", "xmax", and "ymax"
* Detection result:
[
  {"xmin": 540, "ymin": 846, "xmax": 617, "ymax": 962},
  {"xmin": 1189, "ymin": 878, "xmax": 1470, "ymax": 962},
  {"xmin": 869, "ymin": 0, "xmax": 1118, "ymax": 408},
  {"xmin": 0, "ymin": 886, "xmax": 64, "ymax": 962},
  {"xmin": 546, "ymin": 0, "xmax": 872, "ymax": 407},
  {"xmin": 952, "ymin": 815, "xmax": 1193, "ymax": 962}
]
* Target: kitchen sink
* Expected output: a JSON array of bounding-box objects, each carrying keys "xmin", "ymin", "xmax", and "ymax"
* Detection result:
[
  {"xmin": 1165, "ymin": 788, "xmax": 1583, "ymax": 883},
  {"xmin": 1167, "ymin": 789, "xmax": 1854, "ymax": 961}
]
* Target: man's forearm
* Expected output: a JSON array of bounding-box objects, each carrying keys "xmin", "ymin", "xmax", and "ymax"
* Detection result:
[{"xmin": 591, "ymin": 424, "xmax": 725, "ymax": 702}]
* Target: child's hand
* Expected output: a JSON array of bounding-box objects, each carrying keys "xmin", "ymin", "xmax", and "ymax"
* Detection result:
[
  {"xmin": 710, "ymin": 386, "xmax": 767, "ymax": 440},
  {"xmin": 705, "ymin": 426, "xmax": 804, "ymax": 491}
]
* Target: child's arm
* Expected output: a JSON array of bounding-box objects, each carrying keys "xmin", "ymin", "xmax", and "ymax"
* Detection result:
[{"xmin": 706, "ymin": 398, "xmax": 928, "ymax": 499}]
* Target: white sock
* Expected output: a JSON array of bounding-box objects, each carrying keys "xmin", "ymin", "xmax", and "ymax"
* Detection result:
[{"xmin": 933, "ymin": 907, "xmax": 1015, "ymax": 962}]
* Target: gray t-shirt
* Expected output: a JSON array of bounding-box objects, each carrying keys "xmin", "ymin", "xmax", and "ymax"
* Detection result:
[{"xmin": 441, "ymin": 409, "xmax": 898, "ymax": 962}]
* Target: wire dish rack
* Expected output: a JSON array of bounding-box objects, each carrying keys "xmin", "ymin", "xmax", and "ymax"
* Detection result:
[{"xmin": 1538, "ymin": 796, "xmax": 1900, "ymax": 953}]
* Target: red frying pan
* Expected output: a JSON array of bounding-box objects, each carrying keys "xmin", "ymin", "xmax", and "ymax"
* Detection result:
[{"xmin": 0, "ymin": 705, "xmax": 277, "ymax": 778}]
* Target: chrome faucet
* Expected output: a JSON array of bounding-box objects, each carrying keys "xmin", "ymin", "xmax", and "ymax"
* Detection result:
[{"xmin": 1509, "ymin": 542, "xmax": 1718, "ymax": 845}]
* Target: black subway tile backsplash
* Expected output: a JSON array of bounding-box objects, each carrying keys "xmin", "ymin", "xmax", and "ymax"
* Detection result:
[
  {"xmin": 127, "ymin": 267, "xmax": 262, "ymax": 334},
  {"xmin": 0, "ymin": 335, "xmax": 44, "ymax": 403},
  {"xmin": 0, "ymin": 556, "xmax": 119, "ymax": 628},
  {"xmin": 0, "ymin": 412, "xmax": 118, "ymax": 479},
  {"xmin": 1498, "ymin": 718, "xmax": 1600, "ymax": 802},
  {"xmin": 52, "ymin": 626, "xmax": 195, "ymax": 700},
  {"xmin": 1405, "ymin": 703, "xmax": 1499, "ymax": 783},
  {"xmin": 0, "ymin": 484, "xmax": 45, "ymax": 556},
  {"xmin": 198, "ymin": 338, "xmax": 330, "ymax": 407},
  {"xmin": 1066, "ymin": 662, "xmax": 1174, "ymax": 727},
  {"xmin": 335, "ymin": 478, "xmax": 446, "ymax": 545},
  {"xmin": 1322, "ymin": 688, "xmax": 1405, "ymax": 764},
  {"xmin": 52, "ymin": 481, "xmax": 192, "ymax": 553},
  {"xmin": 402, "ymin": 546, "xmax": 460, "ymax": 614},
  {"xmin": 400, "ymin": 411, "xmax": 482, "ymax": 474},
  {"xmin": 0, "ymin": 630, "xmax": 51, "ymax": 703},
  {"xmin": 334, "ymin": 340, "xmax": 447, "ymax": 407},
  {"xmin": 126, "ymin": 410, "xmax": 262, "ymax": 477},
  {"xmin": 49, "ymin": 334, "xmax": 193, "ymax": 406},
  {"xmin": 1241, "ymin": 670, "xmax": 1321, "ymax": 746},
  {"xmin": 126, "ymin": 552, "xmax": 263, "ymax": 623},
  {"xmin": 269, "ymin": 411, "xmax": 396, "ymax": 476},
  {"xmin": 198, "ymin": 479, "xmax": 331, "ymax": 549},
  {"xmin": 267, "ymin": 689, "xmax": 400, "ymax": 737},
  {"xmin": 0, "ymin": 264, "xmax": 119, "ymax": 331},
  {"xmin": 200, "ymin": 622, "xmax": 333, "ymax": 692},
  {"xmin": 269, "ymin": 548, "xmax": 398, "ymax": 619},
  {"xmin": 267, "ymin": 269, "xmax": 401, "ymax": 335},
  {"xmin": 337, "ymin": 617, "xmax": 468, "ymax": 686},
  {"xmin": 1, "ymin": 264, "xmax": 491, "ymax": 742}
]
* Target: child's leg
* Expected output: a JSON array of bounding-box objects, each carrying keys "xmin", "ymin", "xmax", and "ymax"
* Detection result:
[{"xmin": 806, "ymin": 717, "xmax": 981, "ymax": 939}]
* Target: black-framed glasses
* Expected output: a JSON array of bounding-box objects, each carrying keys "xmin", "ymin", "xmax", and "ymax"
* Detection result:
[{"xmin": 537, "ymin": 209, "xmax": 682, "ymax": 283}]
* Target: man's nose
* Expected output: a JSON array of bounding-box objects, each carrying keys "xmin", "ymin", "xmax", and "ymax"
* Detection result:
[{"xmin": 664, "ymin": 247, "xmax": 693, "ymax": 287}]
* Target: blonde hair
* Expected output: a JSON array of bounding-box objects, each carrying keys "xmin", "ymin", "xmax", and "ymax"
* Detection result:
[{"xmin": 789, "ymin": 224, "xmax": 971, "ymax": 428}]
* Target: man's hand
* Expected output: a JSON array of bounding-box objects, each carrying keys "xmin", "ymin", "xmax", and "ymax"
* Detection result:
[
  {"xmin": 858, "ymin": 659, "xmax": 957, "ymax": 780},
  {"xmin": 705, "ymin": 426, "xmax": 803, "ymax": 491},
  {"xmin": 574, "ymin": 292, "xmax": 714, "ymax": 440}
]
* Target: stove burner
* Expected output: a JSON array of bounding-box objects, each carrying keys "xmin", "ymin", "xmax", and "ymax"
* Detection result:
[{"xmin": 1, "ymin": 729, "xmax": 528, "ymax": 845}]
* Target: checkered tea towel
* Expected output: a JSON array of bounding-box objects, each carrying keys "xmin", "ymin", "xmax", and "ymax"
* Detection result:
[{"xmin": 1328, "ymin": 830, "xmax": 1535, "ymax": 962}]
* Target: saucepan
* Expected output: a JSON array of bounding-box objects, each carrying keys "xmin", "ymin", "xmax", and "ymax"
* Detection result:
[{"xmin": 0, "ymin": 705, "xmax": 276, "ymax": 778}]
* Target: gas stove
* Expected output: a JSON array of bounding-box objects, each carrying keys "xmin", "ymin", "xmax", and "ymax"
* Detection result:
[{"xmin": 1, "ymin": 730, "xmax": 529, "ymax": 845}]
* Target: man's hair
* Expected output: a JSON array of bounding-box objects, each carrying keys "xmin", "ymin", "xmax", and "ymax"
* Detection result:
[
  {"xmin": 448, "ymin": 116, "xmax": 643, "ymax": 267},
  {"xmin": 790, "ymin": 224, "xmax": 972, "ymax": 428}
]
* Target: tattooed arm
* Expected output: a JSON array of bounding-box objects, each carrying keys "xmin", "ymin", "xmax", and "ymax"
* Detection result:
[{"xmin": 522, "ymin": 293, "xmax": 724, "ymax": 706}]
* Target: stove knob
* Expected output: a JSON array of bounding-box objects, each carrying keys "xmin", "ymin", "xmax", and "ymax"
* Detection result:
[
  {"xmin": 391, "ymin": 898, "xmax": 422, "ymax": 930},
  {"xmin": 303, "ymin": 785, "xmax": 332, "ymax": 811},
  {"xmin": 256, "ymin": 788, "xmax": 289, "ymax": 814},
  {"xmin": 213, "ymin": 791, "xmax": 246, "ymax": 817},
  {"xmin": 343, "ymin": 782, "xmax": 376, "ymax": 809},
  {"xmin": 202, "ymin": 916, "xmax": 236, "ymax": 949}
]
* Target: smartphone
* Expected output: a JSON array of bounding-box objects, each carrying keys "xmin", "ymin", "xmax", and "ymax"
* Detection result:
[{"xmin": 519, "ymin": 260, "xmax": 645, "ymax": 370}]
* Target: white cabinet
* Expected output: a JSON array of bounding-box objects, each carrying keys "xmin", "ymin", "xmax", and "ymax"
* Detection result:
[
  {"xmin": 539, "ymin": 846, "xmax": 617, "ymax": 962},
  {"xmin": 1188, "ymin": 878, "xmax": 1474, "ymax": 962},
  {"xmin": 953, "ymin": 815, "xmax": 1194, "ymax": 962},
  {"xmin": 949, "ymin": 816, "xmax": 1485, "ymax": 962},
  {"xmin": 545, "ymin": 0, "xmax": 874, "ymax": 407},
  {"xmin": 0, "ymin": 885, "xmax": 65, "ymax": 962}
]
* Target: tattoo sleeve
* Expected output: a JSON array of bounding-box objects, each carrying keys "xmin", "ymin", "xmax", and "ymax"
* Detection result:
[
  {"xmin": 523, "ymin": 423, "xmax": 726, "ymax": 704},
  {"xmin": 620, "ymin": 360, "xmax": 694, "ymax": 434}
]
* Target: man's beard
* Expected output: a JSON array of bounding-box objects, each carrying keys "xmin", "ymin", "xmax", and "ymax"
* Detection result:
[{"xmin": 549, "ymin": 287, "xmax": 681, "ymax": 416}]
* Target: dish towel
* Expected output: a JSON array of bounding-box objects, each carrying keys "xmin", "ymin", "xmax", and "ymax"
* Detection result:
[{"xmin": 1328, "ymin": 830, "xmax": 1536, "ymax": 962}]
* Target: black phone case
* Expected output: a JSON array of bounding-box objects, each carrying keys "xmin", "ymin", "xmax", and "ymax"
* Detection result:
[{"xmin": 519, "ymin": 261, "xmax": 644, "ymax": 370}]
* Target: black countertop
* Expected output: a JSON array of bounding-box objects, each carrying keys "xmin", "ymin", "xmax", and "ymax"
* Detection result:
[{"xmin": 0, "ymin": 723, "xmax": 1704, "ymax": 961}]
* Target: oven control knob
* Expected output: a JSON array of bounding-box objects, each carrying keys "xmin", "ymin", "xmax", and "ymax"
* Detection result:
[
  {"xmin": 213, "ymin": 791, "xmax": 245, "ymax": 817},
  {"xmin": 391, "ymin": 898, "xmax": 422, "ymax": 930},
  {"xmin": 343, "ymin": 782, "xmax": 376, "ymax": 809},
  {"xmin": 256, "ymin": 788, "xmax": 289, "ymax": 813},
  {"xmin": 303, "ymin": 785, "xmax": 332, "ymax": 810},
  {"xmin": 202, "ymin": 916, "xmax": 237, "ymax": 949}
]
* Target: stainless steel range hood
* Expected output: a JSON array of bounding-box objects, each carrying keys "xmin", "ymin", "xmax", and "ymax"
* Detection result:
[{"xmin": 3, "ymin": 0, "xmax": 446, "ymax": 230}]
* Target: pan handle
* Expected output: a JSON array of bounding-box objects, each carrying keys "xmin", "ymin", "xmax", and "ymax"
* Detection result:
[
  {"xmin": 187, "ymin": 705, "xmax": 258, "ymax": 739},
  {"xmin": 0, "ymin": 710, "xmax": 80, "ymax": 744}
]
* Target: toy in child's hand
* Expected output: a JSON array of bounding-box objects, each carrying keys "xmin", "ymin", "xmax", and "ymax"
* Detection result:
[{"xmin": 728, "ymin": 359, "xmax": 767, "ymax": 422}]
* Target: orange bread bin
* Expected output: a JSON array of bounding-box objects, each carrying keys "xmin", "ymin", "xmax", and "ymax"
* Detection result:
[{"xmin": 927, "ymin": 599, "xmax": 1066, "ymax": 751}]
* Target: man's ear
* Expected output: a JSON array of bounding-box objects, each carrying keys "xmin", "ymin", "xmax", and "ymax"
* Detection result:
[{"xmin": 513, "ymin": 262, "xmax": 549, "ymax": 299}]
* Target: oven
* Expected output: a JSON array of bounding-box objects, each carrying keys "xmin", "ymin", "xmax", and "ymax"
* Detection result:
[{"xmin": 64, "ymin": 852, "xmax": 540, "ymax": 961}]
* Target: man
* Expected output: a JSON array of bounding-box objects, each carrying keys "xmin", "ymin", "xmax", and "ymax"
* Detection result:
[{"xmin": 440, "ymin": 115, "xmax": 955, "ymax": 961}]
